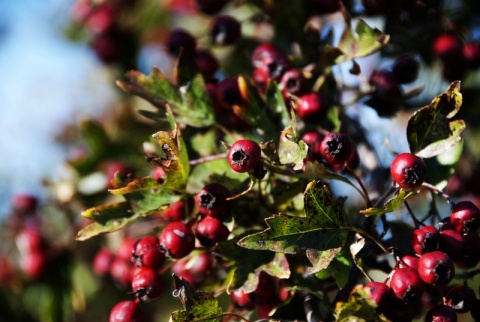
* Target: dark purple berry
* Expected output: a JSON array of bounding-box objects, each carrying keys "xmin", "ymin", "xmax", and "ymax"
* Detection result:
[
  {"xmin": 446, "ymin": 285, "xmax": 476, "ymax": 313},
  {"xmin": 165, "ymin": 28, "xmax": 197, "ymax": 56},
  {"xmin": 425, "ymin": 305, "xmax": 457, "ymax": 322},
  {"xmin": 392, "ymin": 54, "xmax": 420, "ymax": 84},
  {"xmin": 210, "ymin": 16, "xmax": 241, "ymax": 46}
]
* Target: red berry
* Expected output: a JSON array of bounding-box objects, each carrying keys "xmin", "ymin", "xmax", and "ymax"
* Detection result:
[
  {"xmin": 20, "ymin": 251, "xmax": 47, "ymax": 280},
  {"xmin": 93, "ymin": 248, "xmax": 115, "ymax": 277},
  {"xmin": 195, "ymin": 216, "xmax": 230, "ymax": 246},
  {"xmin": 132, "ymin": 236, "xmax": 166, "ymax": 270},
  {"xmin": 439, "ymin": 229, "xmax": 464, "ymax": 260},
  {"xmin": 251, "ymin": 43, "xmax": 290, "ymax": 81},
  {"xmin": 369, "ymin": 70, "xmax": 402, "ymax": 103},
  {"xmin": 132, "ymin": 267, "xmax": 165, "ymax": 301},
  {"xmin": 450, "ymin": 201, "xmax": 480, "ymax": 235},
  {"xmin": 195, "ymin": 183, "xmax": 230, "ymax": 217},
  {"xmin": 418, "ymin": 251, "xmax": 454, "ymax": 287},
  {"xmin": 462, "ymin": 42, "xmax": 480, "ymax": 69},
  {"xmin": 399, "ymin": 255, "xmax": 420, "ymax": 270},
  {"xmin": 296, "ymin": 93, "xmax": 329, "ymax": 122},
  {"xmin": 171, "ymin": 251, "xmax": 213, "ymax": 287},
  {"xmin": 152, "ymin": 166, "xmax": 166, "ymax": 182},
  {"xmin": 159, "ymin": 199, "xmax": 191, "ymax": 222},
  {"xmin": 165, "ymin": 28, "xmax": 197, "ymax": 57},
  {"xmin": 159, "ymin": 221, "xmax": 195, "ymax": 259},
  {"xmin": 16, "ymin": 226, "xmax": 46, "ymax": 253},
  {"xmin": 254, "ymin": 273, "xmax": 277, "ymax": 304},
  {"xmin": 210, "ymin": 16, "xmax": 241, "ymax": 46},
  {"xmin": 105, "ymin": 161, "xmax": 134, "ymax": 189},
  {"xmin": 227, "ymin": 139, "xmax": 262, "ymax": 173},
  {"xmin": 230, "ymin": 290, "xmax": 256, "ymax": 310},
  {"xmin": 392, "ymin": 54, "xmax": 420, "ymax": 84},
  {"xmin": 390, "ymin": 153, "xmax": 426, "ymax": 189},
  {"xmin": 411, "ymin": 225, "xmax": 440, "ymax": 255},
  {"xmin": 278, "ymin": 69, "xmax": 308, "ymax": 99},
  {"xmin": 117, "ymin": 237, "xmax": 136, "ymax": 262},
  {"xmin": 11, "ymin": 193, "xmax": 38, "ymax": 214},
  {"xmin": 364, "ymin": 281, "xmax": 393, "ymax": 313},
  {"xmin": 216, "ymin": 77, "xmax": 245, "ymax": 109},
  {"xmin": 425, "ymin": 305, "xmax": 457, "ymax": 322},
  {"xmin": 301, "ymin": 131, "xmax": 325, "ymax": 162},
  {"xmin": 110, "ymin": 258, "xmax": 135, "ymax": 286},
  {"xmin": 445, "ymin": 285, "xmax": 476, "ymax": 313},
  {"xmin": 319, "ymin": 132, "xmax": 353, "ymax": 168},
  {"xmin": 390, "ymin": 267, "xmax": 424, "ymax": 304},
  {"xmin": 433, "ymin": 34, "xmax": 461, "ymax": 61},
  {"xmin": 194, "ymin": 49, "xmax": 219, "ymax": 78},
  {"xmin": 109, "ymin": 300, "xmax": 145, "ymax": 322}
]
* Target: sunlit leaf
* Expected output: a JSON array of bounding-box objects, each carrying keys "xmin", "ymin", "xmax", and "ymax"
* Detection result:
[
  {"xmin": 407, "ymin": 81, "xmax": 465, "ymax": 158},
  {"xmin": 278, "ymin": 126, "xmax": 308, "ymax": 171},
  {"xmin": 335, "ymin": 285, "xmax": 387, "ymax": 322},
  {"xmin": 359, "ymin": 189, "xmax": 414, "ymax": 216}
]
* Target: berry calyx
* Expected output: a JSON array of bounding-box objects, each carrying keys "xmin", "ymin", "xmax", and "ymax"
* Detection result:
[
  {"xmin": 195, "ymin": 216, "xmax": 230, "ymax": 246},
  {"xmin": 227, "ymin": 139, "xmax": 262, "ymax": 173},
  {"xmin": 450, "ymin": 200, "xmax": 480, "ymax": 235},
  {"xmin": 195, "ymin": 183, "xmax": 230, "ymax": 217},
  {"xmin": 131, "ymin": 267, "xmax": 165, "ymax": 301},
  {"xmin": 132, "ymin": 236, "xmax": 166, "ymax": 270},
  {"xmin": 390, "ymin": 267, "xmax": 424, "ymax": 304},
  {"xmin": 411, "ymin": 225, "xmax": 440, "ymax": 255},
  {"xmin": 319, "ymin": 132, "xmax": 354, "ymax": 168},
  {"xmin": 109, "ymin": 300, "xmax": 145, "ymax": 322},
  {"xmin": 390, "ymin": 153, "xmax": 427, "ymax": 189},
  {"xmin": 159, "ymin": 221, "xmax": 195, "ymax": 259},
  {"xmin": 418, "ymin": 251, "xmax": 454, "ymax": 287}
]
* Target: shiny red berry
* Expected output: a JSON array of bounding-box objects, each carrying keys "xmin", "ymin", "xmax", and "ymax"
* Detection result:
[
  {"xmin": 364, "ymin": 281, "xmax": 393, "ymax": 313},
  {"xmin": 399, "ymin": 255, "xmax": 420, "ymax": 270},
  {"xmin": 195, "ymin": 216, "xmax": 230, "ymax": 246},
  {"xmin": 132, "ymin": 236, "xmax": 165, "ymax": 270},
  {"xmin": 462, "ymin": 42, "xmax": 480, "ymax": 69},
  {"xmin": 411, "ymin": 225, "xmax": 440, "ymax": 255},
  {"xmin": 278, "ymin": 69, "xmax": 308, "ymax": 99},
  {"xmin": 251, "ymin": 43, "xmax": 290, "ymax": 81},
  {"xmin": 171, "ymin": 251, "xmax": 213, "ymax": 287},
  {"xmin": 109, "ymin": 300, "xmax": 145, "ymax": 322},
  {"xmin": 165, "ymin": 28, "xmax": 197, "ymax": 57},
  {"xmin": 93, "ymin": 248, "xmax": 115, "ymax": 277},
  {"xmin": 117, "ymin": 237, "xmax": 137, "ymax": 262},
  {"xmin": 230, "ymin": 290, "xmax": 256, "ymax": 310},
  {"xmin": 439, "ymin": 229, "xmax": 464, "ymax": 260},
  {"xmin": 132, "ymin": 267, "xmax": 165, "ymax": 301},
  {"xmin": 301, "ymin": 131, "xmax": 325, "ymax": 162},
  {"xmin": 110, "ymin": 258, "xmax": 135, "ymax": 286},
  {"xmin": 195, "ymin": 183, "xmax": 230, "ymax": 217},
  {"xmin": 159, "ymin": 221, "xmax": 195, "ymax": 259},
  {"xmin": 390, "ymin": 267, "xmax": 424, "ymax": 304},
  {"xmin": 450, "ymin": 201, "xmax": 480, "ymax": 235},
  {"xmin": 227, "ymin": 139, "xmax": 262, "ymax": 173},
  {"xmin": 433, "ymin": 34, "xmax": 461, "ymax": 61},
  {"xmin": 319, "ymin": 132, "xmax": 353, "ymax": 167},
  {"xmin": 210, "ymin": 16, "xmax": 241, "ymax": 46},
  {"xmin": 296, "ymin": 93, "xmax": 329, "ymax": 122},
  {"xmin": 390, "ymin": 153, "xmax": 426, "ymax": 189},
  {"xmin": 418, "ymin": 251, "xmax": 454, "ymax": 287},
  {"xmin": 159, "ymin": 199, "xmax": 191, "ymax": 222}
]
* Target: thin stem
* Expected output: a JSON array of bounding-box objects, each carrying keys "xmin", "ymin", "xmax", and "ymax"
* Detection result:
[
  {"xmin": 349, "ymin": 226, "xmax": 390, "ymax": 254},
  {"xmin": 421, "ymin": 182, "xmax": 454, "ymax": 205},
  {"xmin": 404, "ymin": 200, "xmax": 423, "ymax": 228},
  {"xmin": 226, "ymin": 179, "xmax": 255, "ymax": 200},
  {"xmin": 347, "ymin": 167, "xmax": 371, "ymax": 208},
  {"xmin": 189, "ymin": 153, "xmax": 227, "ymax": 166}
]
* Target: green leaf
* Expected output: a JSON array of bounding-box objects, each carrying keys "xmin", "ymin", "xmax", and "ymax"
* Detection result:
[
  {"xmin": 238, "ymin": 182, "xmax": 348, "ymax": 271},
  {"xmin": 171, "ymin": 274, "xmax": 223, "ymax": 322},
  {"xmin": 265, "ymin": 82, "xmax": 291, "ymax": 129},
  {"xmin": 177, "ymin": 74, "xmax": 216, "ymax": 127},
  {"xmin": 80, "ymin": 202, "xmax": 133, "ymax": 222},
  {"xmin": 109, "ymin": 177, "xmax": 181, "ymax": 214},
  {"xmin": 329, "ymin": 251, "xmax": 351, "ymax": 289},
  {"xmin": 306, "ymin": 247, "xmax": 342, "ymax": 275},
  {"xmin": 334, "ymin": 20, "xmax": 390, "ymax": 64},
  {"xmin": 407, "ymin": 81, "xmax": 465, "ymax": 158},
  {"xmin": 278, "ymin": 126, "xmax": 308, "ymax": 171},
  {"xmin": 335, "ymin": 285, "xmax": 387, "ymax": 322},
  {"xmin": 359, "ymin": 189, "xmax": 414, "ymax": 216}
]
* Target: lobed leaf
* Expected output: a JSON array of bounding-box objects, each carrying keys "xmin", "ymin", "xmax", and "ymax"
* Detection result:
[{"xmin": 407, "ymin": 81, "xmax": 465, "ymax": 158}]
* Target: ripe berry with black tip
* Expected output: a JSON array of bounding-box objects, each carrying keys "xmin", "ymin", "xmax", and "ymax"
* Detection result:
[
  {"xmin": 251, "ymin": 43, "xmax": 290, "ymax": 81},
  {"xmin": 159, "ymin": 221, "xmax": 195, "ymax": 259},
  {"xmin": 446, "ymin": 285, "xmax": 476, "ymax": 313},
  {"xmin": 210, "ymin": 16, "xmax": 241, "ymax": 46},
  {"xmin": 390, "ymin": 153, "xmax": 427, "ymax": 189},
  {"xmin": 195, "ymin": 216, "xmax": 230, "ymax": 246},
  {"xmin": 392, "ymin": 54, "xmax": 420, "ymax": 84},
  {"xmin": 411, "ymin": 225, "xmax": 440, "ymax": 255},
  {"xmin": 450, "ymin": 201, "xmax": 480, "ymax": 235},
  {"xmin": 319, "ymin": 132, "xmax": 353, "ymax": 168},
  {"xmin": 93, "ymin": 248, "xmax": 115, "ymax": 277},
  {"xmin": 364, "ymin": 281, "xmax": 393, "ymax": 313},
  {"xmin": 425, "ymin": 305, "xmax": 457, "ymax": 322},
  {"xmin": 196, "ymin": 0, "xmax": 228, "ymax": 15},
  {"xmin": 230, "ymin": 290, "xmax": 256, "ymax": 310},
  {"xmin": 152, "ymin": 166, "xmax": 166, "ymax": 183},
  {"xmin": 390, "ymin": 267, "xmax": 424, "ymax": 304},
  {"xmin": 195, "ymin": 183, "xmax": 230, "ymax": 217},
  {"xmin": 132, "ymin": 267, "xmax": 165, "ymax": 301},
  {"xmin": 439, "ymin": 229, "xmax": 464, "ymax": 261},
  {"xmin": 109, "ymin": 300, "xmax": 145, "ymax": 322},
  {"xmin": 296, "ymin": 93, "xmax": 329, "ymax": 122},
  {"xmin": 228, "ymin": 139, "xmax": 262, "ymax": 173},
  {"xmin": 399, "ymin": 255, "xmax": 419, "ymax": 270},
  {"xmin": 132, "ymin": 236, "xmax": 165, "ymax": 270},
  {"xmin": 164, "ymin": 28, "xmax": 197, "ymax": 57},
  {"xmin": 278, "ymin": 69, "xmax": 308, "ymax": 99},
  {"xmin": 418, "ymin": 251, "xmax": 454, "ymax": 287},
  {"xmin": 171, "ymin": 251, "xmax": 213, "ymax": 287}
]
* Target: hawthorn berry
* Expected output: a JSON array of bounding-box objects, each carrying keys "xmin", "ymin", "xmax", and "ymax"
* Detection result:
[
  {"xmin": 164, "ymin": 28, "xmax": 197, "ymax": 57},
  {"xmin": 209, "ymin": 16, "xmax": 241, "ymax": 46},
  {"xmin": 105, "ymin": 161, "xmax": 134, "ymax": 189},
  {"xmin": 450, "ymin": 200, "xmax": 480, "ymax": 235},
  {"xmin": 16, "ymin": 226, "xmax": 46, "ymax": 253},
  {"xmin": 158, "ymin": 199, "xmax": 191, "ymax": 222},
  {"xmin": 151, "ymin": 166, "xmax": 166, "ymax": 182},
  {"xmin": 390, "ymin": 267, "xmax": 424, "ymax": 304},
  {"xmin": 230, "ymin": 290, "xmax": 256, "ymax": 310},
  {"xmin": 390, "ymin": 153, "xmax": 426, "ymax": 189},
  {"xmin": 425, "ymin": 305, "xmax": 457, "ymax": 322},
  {"xmin": 418, "ymin": 251, "xmax": 454, "ymax": 287},
  {"xmin": 369, "ymin": 69, "xmax": 402, "ymax": 103},
  {"xmin": 159, "ymin": 221, "xmax": 195, "ymax": 259},
  {"xmin": 11, "ymin": 193, "xmax": 38, "ymax": 214},
  {"xmin": 171, "ymin": 251, "xmax": 213, "ymax": 287},
  {"xmin": 132, "ymin": 236, "xmax": 166, "ymax": 270},
  {"xmin": 110, "ymin": 257, "xmax": 135, "ymax": 286},
  {"xmin": 194, "ymin": 49, "xmax": 219, "ymax": 78},
  {"xmin": 109, "ymin": 300, "xmax": 145, "ymax": 322},
  {"xmin": 399, "ymin": 254, "xmax": 420, "ymax": 270},
  {"xmin": 319, "ymin": 132, "xmax": 353, "ymax": 168},
  {"xmin": 93, "ymin": 248, "xmax": 115, "ymax": 277},
  {"xmin": 462, "ymin": 41, "xmax": 480, "ymax": 69},
  {"xmin": 392, "ymin": 54, "xmax": 420, "ymax": 84},
  {"xmin": 433, "ymin": 34, "xmax": 461, "ymax": 61},
  {"xmin": 251, "ymin": 43, "xmax": 290, "ymax": 81},
  {"xmin": 117, "ymin": 237, "xmax": 137, "ymax": 262},
  {"xmin": 132, "ymin": 267, "xmax": 165, "ymax": 301},
  {"xmin": 195, "ymin": 216, "xmax": 230, "ymax": 246},
  {"xmin": 20, "ymin": 251, "xmax": 47, "ymax": 280},
  {"xmin": 445, "ymin": 285, "xmax": 476, "ymax": 313},
  {"xmin": 278, "ymin": 69, "xmax": 308, "ymax": 99},
  {"xmin": 296, "ymin": 92, "xmax": 329, "ymax": 122},
  {"xmin": 227, "ymin": 139, "xmax": 262, "ymax": 173},
  {"xmin": 301, "ymin": 131, "xmax": 324, "ymax": 162},
  {"xmin": 439, "ymin": 229, "xmax": 464, "ymax": 261},
  {"xmin": 364, "ymin": 281, "xmax": 392, "ymax": 313},
  {"xmin": 195, "ymin": 183, "xmax": 230, "ymax": 217},
  {"xmin": 411, "ymin": 225, "xmax": 440, "ymax": 255}
]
